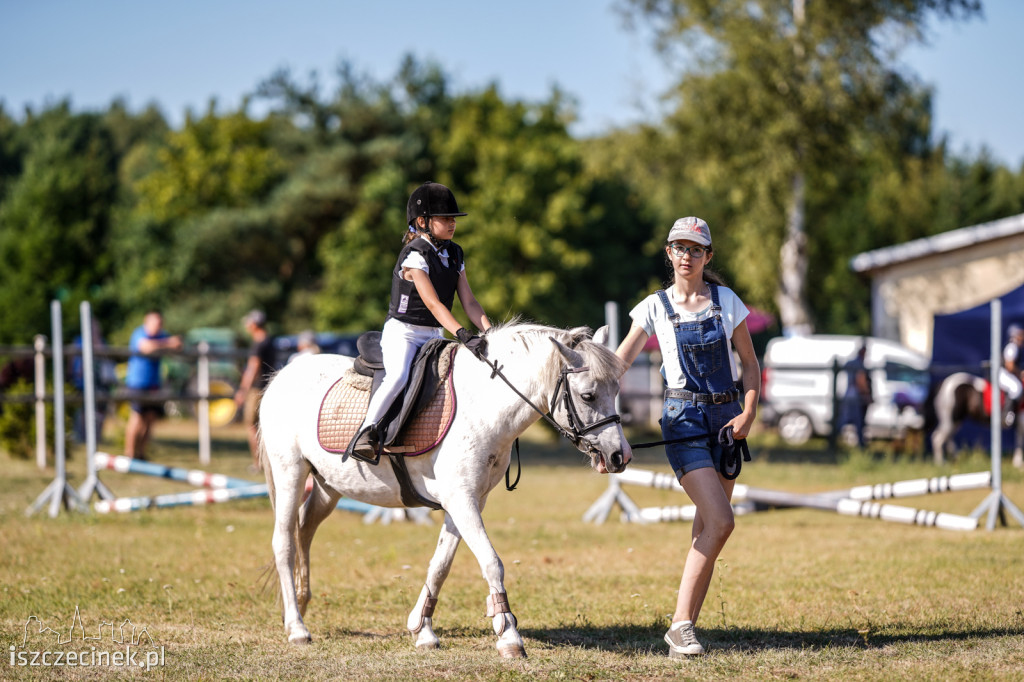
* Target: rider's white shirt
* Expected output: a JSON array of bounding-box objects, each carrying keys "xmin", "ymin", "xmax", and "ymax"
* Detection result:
[
  {"xmin": 401, "ymin": 236, "xmax": 466, "ymax": 274},
  {"xmin": 628, "ymin": 286, "xmax": 749, "ymax": 388}
]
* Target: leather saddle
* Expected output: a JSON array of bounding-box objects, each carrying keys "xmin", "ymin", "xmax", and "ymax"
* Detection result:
[{"xmin": 317, "ymin": 333, "xmax": 457, "ymax": 457}]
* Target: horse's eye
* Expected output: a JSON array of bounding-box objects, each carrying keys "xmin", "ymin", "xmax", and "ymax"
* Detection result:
[{"xmin": 581, "ymin": 392, "xmax": 596, "ymax": 402}]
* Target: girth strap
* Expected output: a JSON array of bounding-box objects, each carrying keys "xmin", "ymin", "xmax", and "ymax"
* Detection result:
[{"xmin": 387, "ymin": 454, "xmax": 443, "ymax": 511}]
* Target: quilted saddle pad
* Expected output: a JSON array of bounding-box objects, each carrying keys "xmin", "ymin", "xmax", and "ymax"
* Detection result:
[{"xmin": 317, "ymin": 347, "xmax": 457, "ymax": 456}]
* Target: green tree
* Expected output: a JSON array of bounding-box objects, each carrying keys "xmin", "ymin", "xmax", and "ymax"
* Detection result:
[
  {"xmin": 622, "ymin": 0, "xmax": 982, "ymax": 333},
  {"xmin": 0, "ymin": 103, "xmax": 118, "ymax": 343},
  {"xmin": 109, "ymin": 102, "xmax": 287, "ymax": 331}
]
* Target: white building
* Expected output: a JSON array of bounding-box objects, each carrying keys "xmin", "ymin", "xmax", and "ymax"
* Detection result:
[{"xmin": 850, "ymin": 213, "xmax": 1024, "ymax": 357}]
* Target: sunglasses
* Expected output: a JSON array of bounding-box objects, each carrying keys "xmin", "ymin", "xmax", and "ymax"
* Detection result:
[{"xmin": 668, "ymin": 243, "xmax": 709, "ymax": 258}]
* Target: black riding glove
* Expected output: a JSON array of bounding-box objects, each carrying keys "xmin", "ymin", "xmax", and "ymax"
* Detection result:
[{"xmin": 456, "ymin": 328, "xmax": 488, "ymax": 361}]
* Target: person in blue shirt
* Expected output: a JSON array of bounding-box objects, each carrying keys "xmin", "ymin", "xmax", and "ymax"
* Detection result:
[{"xmin": 124, "ymin": 310, "xmax": 182, "ymax": 459}]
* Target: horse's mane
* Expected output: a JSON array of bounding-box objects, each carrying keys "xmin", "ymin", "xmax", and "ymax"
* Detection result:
[{"xmin": 484, "ymin": 319, "xmax": 626, "ymax": 383}]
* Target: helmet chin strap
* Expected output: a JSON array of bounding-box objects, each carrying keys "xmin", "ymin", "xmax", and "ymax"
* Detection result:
[{"xmin": 416, "ymin": 219, "xmax": 450, "ymax": 250}]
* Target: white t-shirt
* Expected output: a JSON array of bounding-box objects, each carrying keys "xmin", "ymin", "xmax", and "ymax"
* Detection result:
[
  {"xmin": 629, "ymin": 286, "xmax": 749, "ymax": 388},
  {"xmin": 401, "ymin": 236, "xmax": 466, "ymax": 274},
  {"xmin": 1005, "ymin": 340, "xmax": 1020, "ymax": 367}
]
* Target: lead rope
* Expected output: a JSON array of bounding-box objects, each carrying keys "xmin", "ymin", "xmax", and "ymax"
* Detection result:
[{"xmin": 629, "ymin": 426, "xmax": 751, "ymax": 480}]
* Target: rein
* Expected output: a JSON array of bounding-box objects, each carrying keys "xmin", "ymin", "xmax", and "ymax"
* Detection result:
[{"xmin": 475, "ymin": 352, "xmax": 621, "ymax": 490}]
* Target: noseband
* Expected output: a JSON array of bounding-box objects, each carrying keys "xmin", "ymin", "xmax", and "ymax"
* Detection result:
[{"xmin": 550, "ymin": 366, "xmax": 622, "ymax": 451}]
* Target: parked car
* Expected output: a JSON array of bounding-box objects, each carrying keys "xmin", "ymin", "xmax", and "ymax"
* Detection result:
[{"xmin": 759, "ymin": 334, "xmax": 930, "ymax": 445}]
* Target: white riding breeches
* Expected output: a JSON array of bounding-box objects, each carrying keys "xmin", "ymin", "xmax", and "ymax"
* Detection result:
[
  {"xmin": 360, "ymin": 317, "xmax": 443, "ymax": 430},
  {"xmin": 998, "ymin": 367, "xmax": 1023, "ymax": 400}
]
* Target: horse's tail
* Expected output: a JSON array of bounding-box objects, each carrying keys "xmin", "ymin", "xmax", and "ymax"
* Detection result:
[{"xmin": 255, "ymin": 424, "xmax": 281, "ymax": 597}]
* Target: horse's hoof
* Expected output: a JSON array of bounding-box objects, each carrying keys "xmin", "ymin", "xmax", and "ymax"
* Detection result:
[
  {"xmin": 288, "ymin": 633, "xmax": 312, "ymax": 645},
  {"xmin": 414, "ymin": 640, "xmax": 440, "ymax": 651},
  {"xmin": 497, "ymin": 644, "xmax": 527, "ymax": 659}
]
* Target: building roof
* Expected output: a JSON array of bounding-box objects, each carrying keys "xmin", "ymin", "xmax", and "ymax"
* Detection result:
[{"xmin": 850, "ymin": 212, "xmax": 1024, "ymax": 274}]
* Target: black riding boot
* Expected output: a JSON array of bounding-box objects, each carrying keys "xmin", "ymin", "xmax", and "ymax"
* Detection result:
[{"xmin": 350, "ymin": 423, "xmax": 382, "ymax": 464}]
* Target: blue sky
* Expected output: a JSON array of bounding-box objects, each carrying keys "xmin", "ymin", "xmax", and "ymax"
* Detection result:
[{"xmin": 2, "ymin": 0, "xmax": 1022, "ymax": 167}]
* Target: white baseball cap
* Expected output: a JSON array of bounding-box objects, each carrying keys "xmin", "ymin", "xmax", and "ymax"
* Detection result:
[{"xmin": 667, "ymin": 216, "xmax": 712, "ymax": 247}]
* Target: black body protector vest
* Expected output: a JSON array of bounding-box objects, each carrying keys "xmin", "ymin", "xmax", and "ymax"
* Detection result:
[{"xmin": 387, "ymin": 239, "xmax": 464, "ymax": 326}]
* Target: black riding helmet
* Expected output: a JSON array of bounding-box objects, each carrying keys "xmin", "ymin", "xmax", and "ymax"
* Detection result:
[
  {"xmin": 407, "ymin": 182, "xmax": 466, "ymax": 222},
  {"xmin": 406, "ymin": 181, "xmax": 467, "ymax": 248}
]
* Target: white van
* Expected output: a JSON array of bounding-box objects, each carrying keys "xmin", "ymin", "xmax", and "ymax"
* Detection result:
[{"xmin": 759, "ymin": 335, "xmax": 930, "ymax": 445}]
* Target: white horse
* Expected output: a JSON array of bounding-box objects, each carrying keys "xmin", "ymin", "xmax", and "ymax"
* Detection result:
[{"xmin": 258, "ymin": 322, "xmax": 631, "ymax": 658}]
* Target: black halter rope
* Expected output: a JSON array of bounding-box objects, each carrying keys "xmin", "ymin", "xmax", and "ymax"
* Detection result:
[
  {"xmin": 475, "ymin": 353, "xmax": 622, "ymax": 490},
  {"xmin": 630, "ymin": 425, "xmax": 752, "ymax": 480}
]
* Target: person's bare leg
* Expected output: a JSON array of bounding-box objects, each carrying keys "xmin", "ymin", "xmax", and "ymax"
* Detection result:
[
  {"xmin": 136, "ymin": 412, "xmax": 157, "ymax": 459},
  {"xmin": 673, "ymin": 468, "xmax": 735, "ymax": 625},
  {"xmin": 124, "ymin": 410, "xmax": 143, "ymax": 457}
]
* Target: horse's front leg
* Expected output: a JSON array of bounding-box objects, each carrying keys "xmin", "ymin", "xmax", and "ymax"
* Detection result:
[
  {"xmin": 444, "ymin": 497, "xmax": 526, "ymax": 659},
  {"xmin": 407, "ymin": 513, "xmax": 462, "ymax": 649}
]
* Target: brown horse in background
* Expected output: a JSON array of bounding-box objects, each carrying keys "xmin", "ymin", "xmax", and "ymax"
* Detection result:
[{"xmin": 927, "ymin": 372, "xmax": 1024, "ymax": 466}]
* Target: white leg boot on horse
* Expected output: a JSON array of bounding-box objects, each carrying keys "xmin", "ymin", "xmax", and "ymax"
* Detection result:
[{"xmin": 407, "ymin": 515, "xmax": 463, "ymax": 649}]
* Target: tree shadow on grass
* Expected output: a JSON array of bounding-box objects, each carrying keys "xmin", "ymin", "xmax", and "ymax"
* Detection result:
[{"xmin": 524, "ymin": 623, "xmax": 1024, "ymax": 654}]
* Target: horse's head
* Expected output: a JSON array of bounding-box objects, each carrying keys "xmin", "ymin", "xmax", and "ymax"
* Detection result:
[{"xmin": 548, "ymin": 328, "xmax": 632, "ymax": 474}]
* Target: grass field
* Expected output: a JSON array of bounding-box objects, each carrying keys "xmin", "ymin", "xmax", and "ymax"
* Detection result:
[{"xmin": 2, "ymin": 416, "xmax": 1023, "ymax": 681}]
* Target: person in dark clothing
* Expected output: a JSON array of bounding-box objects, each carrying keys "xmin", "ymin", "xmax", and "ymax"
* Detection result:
[
  {"xmin": 840, "ymin": 341, "xmax": 872, "ymax": 448},
  {"xmin": 235, "ymin": 309, "xmax": 275, "ymax": 472}
]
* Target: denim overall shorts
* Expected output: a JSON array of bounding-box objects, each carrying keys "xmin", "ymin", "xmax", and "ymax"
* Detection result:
[{"xmin": 657, "ymin": 286, "xmax": 742, "ymax": 479}]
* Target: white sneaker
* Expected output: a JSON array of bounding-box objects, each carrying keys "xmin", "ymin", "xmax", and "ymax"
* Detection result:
[{"xmin": 664, "ymin": 621, "xmax": 705, "ymax": 657}]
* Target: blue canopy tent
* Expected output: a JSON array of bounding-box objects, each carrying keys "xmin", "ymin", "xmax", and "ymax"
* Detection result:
[{"xmin": 930, "ymin": 283, "xmax": 1024, "ymax": 449}]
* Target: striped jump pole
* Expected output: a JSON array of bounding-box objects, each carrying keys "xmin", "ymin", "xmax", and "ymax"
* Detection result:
[
  {"xmin": 93, "ymin": 484, "xmax": 376, "ymax": 515},
  {"xmin": 95, "ymin": 485, "xmax": 269, "ymax": 513},
  {"xmin": 93, "ymin": 452, "xmax": 376, "ymax": 515},
  {"xmin": 624, "ymin": 500, "xmax": 759, "ymax": 523},
  {"xmin": 595, "ymin": 466, "xmax": 985, "ymax": 531},
  {"xmin": 95, "ymin": 452, "xmax": 255, "ymax": 489},
  {"xmin": 835, "ymin": 499, "xmax": 978, "ymax": 531},
  {"xmin": 820, "ymin": 471, "xmax": 992, "ymax": 502}
]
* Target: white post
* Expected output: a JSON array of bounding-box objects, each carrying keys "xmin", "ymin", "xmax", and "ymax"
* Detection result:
[
  {"xmin": 77, "ymin": 301, "xmax": 114, "ymax": 503},
  {"xmin": 26, "ymin": 301, "xmax": 85, "ymax": 517},
  {"xmin": 49, "ymin": 301, "xmax": 68, "ymax": 518},
  {"xmin": 34, "ymin": 334, "xmax": 48, "ymax": 470},
  {"xmin": 969, "ymin": 298, "xmax": 1024, "ymax": 529},
  {"xmin": 81, "ymin": 302, "xmax": 97, "ymax": 459},
  {"xmin": 988, "ymin": 298, "xmax": 1002, "ymax": 531},
  {"xmin": 197, "ymin": 341, "xmax": 211, "ymax": 466}
]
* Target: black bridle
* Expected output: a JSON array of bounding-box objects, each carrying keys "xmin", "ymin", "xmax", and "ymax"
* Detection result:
[
  {"xmin": 477, "ymin": 354, "xmax": 623, "ymax": 490},
  {"xmin": 549, "ymin": 365, "xmax": 623, "ymax": 449}
]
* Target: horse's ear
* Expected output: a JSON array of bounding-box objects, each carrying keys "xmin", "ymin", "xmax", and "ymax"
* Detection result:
[
  {"xmin": 550, "ymin": 337, "xmax": 585, "ymax": 368},
  {"xmin": 592, "ymin": 325, "xmax": 610, "ymax": 347}
]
